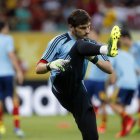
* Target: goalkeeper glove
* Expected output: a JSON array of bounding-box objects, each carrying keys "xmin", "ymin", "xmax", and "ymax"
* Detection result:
[{"xmin": 46, "ymin": 59, "xmax": 70, "ymax": 72}]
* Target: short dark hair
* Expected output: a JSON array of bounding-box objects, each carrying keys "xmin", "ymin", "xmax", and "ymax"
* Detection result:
[
  {"xmin": 67, "ymin": 9, "xmax": 91, "ymax": 27},
  {"xmin": 0, "ymin": 20, "xmax": 7, "ymax": 31},
  {"xmin": 121, "ymin": 29, "xmax": 132, "ymax": 39}
]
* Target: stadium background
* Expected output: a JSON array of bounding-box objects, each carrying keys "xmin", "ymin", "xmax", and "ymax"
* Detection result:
[{"xmin": 1, "ymin": 0, "xmax": 140, "ymax": 140}]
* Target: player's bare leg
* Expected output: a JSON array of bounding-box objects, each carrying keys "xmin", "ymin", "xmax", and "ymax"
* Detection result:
[
  {"xmin": 0, "ymin": 101, "xmax": 6, "ymax": 135},
  {"xmin": 13, "ymin": 94, "xmax": 24, "ymax": 138}
]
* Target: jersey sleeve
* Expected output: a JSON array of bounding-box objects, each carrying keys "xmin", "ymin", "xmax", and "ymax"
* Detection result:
[
  {"xmin": 41, "ymin": 37, "xmax": 60, "ymax": 62},
  {"xmin": 99, "ymin": 54, "xmax": 109, "ymax": 61}
]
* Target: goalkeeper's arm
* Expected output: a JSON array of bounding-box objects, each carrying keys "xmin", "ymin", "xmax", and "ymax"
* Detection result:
[
  {"xmin": 86, "ymin": 56, "xmax": 113, "ymax": 74},
  {"xmin": 36, "ymin": 59, "xmax": 70, "ymax": 74}
]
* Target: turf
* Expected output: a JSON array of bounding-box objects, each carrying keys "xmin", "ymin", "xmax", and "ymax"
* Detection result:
[{"xmin": 2, "ymin": 114, "xmax": 140, "ymax": 140}]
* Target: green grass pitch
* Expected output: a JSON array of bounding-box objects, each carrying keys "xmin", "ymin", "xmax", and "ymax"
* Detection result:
[{"xmin": 2, "ymin": 114, "xmax": 140, "ymax": 140}]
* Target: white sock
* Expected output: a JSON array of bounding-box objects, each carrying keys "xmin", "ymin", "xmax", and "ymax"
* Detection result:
[{"xmin": 100, "ymin": 45, "xmax": 108, "ymax": 55}]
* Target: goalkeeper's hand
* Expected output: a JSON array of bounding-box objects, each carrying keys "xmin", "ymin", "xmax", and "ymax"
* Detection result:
[{"xmin": 47, "ymin": 59, "xmax": 70, "ymax": 71}]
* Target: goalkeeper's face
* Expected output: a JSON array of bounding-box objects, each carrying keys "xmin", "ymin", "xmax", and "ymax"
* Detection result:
[{"xmin": 72, "ymin": 22, "xmax": 91, "ymax": 39}]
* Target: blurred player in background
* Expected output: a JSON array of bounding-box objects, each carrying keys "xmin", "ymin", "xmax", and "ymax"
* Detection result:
[
  {"xmin": 0, "ymin": 20, "xmax": 24, "ymax": 137},
  {"xmin": 84, "ymin": 30, "xmax": 109, "ymax": 134},
  {"xmin": 108, "ymin": 30, "xmax": 138, "ymax": 138},
  {"xmin": 121, "ymin": 30, "xmax": 140, "ymax": 134},
  {"xmin": 36, "ymin": 9, "xmax": 120, "ymax": 140}
]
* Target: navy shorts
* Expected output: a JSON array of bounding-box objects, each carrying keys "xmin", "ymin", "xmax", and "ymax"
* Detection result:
[
  {"xmin": 117, "ymin": 88, "xmax": 135, "ymax": 105},
  {"xmin": 84, "ymin": 80, "xmax": 105, "ymax": 99},
  {"xmin": 0, "ymin": 76, "xmax": 14, "ymax": 100}
]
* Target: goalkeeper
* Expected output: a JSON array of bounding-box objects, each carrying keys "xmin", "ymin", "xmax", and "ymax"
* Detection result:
[{"xmin": 36, "ymin": 9, "xmax": 120, "ymax": 140}]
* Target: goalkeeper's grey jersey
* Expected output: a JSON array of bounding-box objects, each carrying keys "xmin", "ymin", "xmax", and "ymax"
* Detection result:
[
  {"xmin": 41, "ymin": 32, "xmax": 108, "ymax": 83},
  {"xmin": 41, "ymin": 32, "xmax": 78, "ymax": 82}
]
